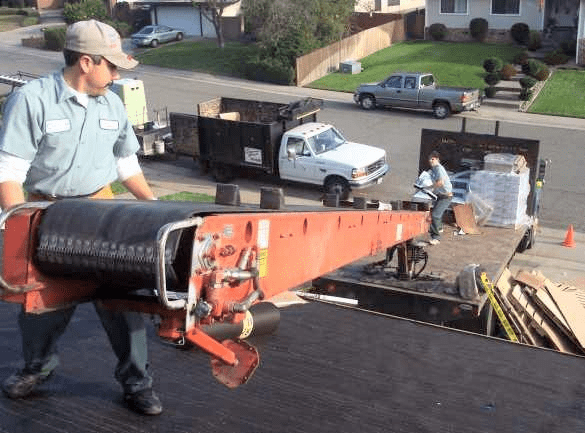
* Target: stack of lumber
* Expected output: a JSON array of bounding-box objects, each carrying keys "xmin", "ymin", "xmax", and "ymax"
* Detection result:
[{"xmin": 495, "ymin": 268, "xmax": 585, "ymax": 354}]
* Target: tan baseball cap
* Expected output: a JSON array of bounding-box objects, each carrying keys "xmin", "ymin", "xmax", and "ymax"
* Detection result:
[{"xmin": 65, "ymin": 19, "xmax": 138, "ymax": 70}]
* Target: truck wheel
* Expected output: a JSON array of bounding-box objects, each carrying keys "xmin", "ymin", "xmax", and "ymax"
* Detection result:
[
  {"xmin": 325, "ymin": 177, "xmax": 350, "ymax": 200},
  {"xmin": 432, "ymin": 102, "xmax": 450, "ymax": 119},
  {"xmin": 360, "ymin": 95, "xmax": 376, "ymax": 110},
  {"xmin": 212, "ymin": 163, "xmax": 236, "ymax": 183}
]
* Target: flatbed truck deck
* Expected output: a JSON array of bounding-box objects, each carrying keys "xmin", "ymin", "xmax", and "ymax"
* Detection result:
[{"xmin": 312, "ymin": 224, "xmax": 528, "ymax": 329}]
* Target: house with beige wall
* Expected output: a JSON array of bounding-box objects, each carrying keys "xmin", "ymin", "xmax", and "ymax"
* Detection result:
[{"xmin": 425, "ymin": 0, "xmax": 584, "ymax": 64}]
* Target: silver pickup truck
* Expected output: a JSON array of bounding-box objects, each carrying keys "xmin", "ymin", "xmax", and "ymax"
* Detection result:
[{"xmin": 354, "ymin": 72, "xmax": 481, "ymax": 119}]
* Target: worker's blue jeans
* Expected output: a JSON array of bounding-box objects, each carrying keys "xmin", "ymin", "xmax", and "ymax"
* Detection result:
[
  {"xmin": 429, "ymin": 195, "xmax": 452, "ymax": 240},
  {"xmin": 18, "ymin": 300, "xmax": 152, "ymax": 394}
]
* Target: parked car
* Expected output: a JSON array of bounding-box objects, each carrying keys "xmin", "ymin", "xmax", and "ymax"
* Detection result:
[
  {"xmin": 131, "ymin": 25, "xmax": 184, "ymax": 48},
  {"xmin": 354, "ymin": 72, "xmax": 481, "ymax": 119}
]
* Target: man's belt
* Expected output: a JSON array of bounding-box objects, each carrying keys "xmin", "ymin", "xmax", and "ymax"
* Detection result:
[{"xmin": 28, "ymin": 185, "xmax": 114, "ymax": 201}]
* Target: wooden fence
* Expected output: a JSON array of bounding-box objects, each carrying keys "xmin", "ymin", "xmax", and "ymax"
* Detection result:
[{"xmin": 295, "ymin": 18, "xmax": 405, "ymax": 87}]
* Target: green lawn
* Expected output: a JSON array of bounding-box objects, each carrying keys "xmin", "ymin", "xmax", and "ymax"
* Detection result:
[
  {"xmin": 308, "ymin": 40, "xmax": 525, "ymax": 92},
  {"xmin": 528, "ymin": 69, "xmax": 585, "ymax": 118},
  {"xmin": 135, "ymin": 40, "xmax": 259, "ymax": 76}
]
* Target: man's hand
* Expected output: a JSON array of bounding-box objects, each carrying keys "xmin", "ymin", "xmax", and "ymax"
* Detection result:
[{"xmin": 0, "ymin": 181, "xmax": 26, "ymax": 211}]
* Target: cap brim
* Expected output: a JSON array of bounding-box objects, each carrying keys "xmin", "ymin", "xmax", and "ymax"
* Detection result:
[{"xmin": 103, "ymin": 52, "xmax": 139, "ymax": 70}]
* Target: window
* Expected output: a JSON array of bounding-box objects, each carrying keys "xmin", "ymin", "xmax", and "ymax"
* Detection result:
[
  {"xmin": 287, "ymin": 137, "xmax": 310, "ymax": 157},
  {"xmin": 492, "ymin": 0, "xmax": 519, "ymax": 14},
  {"xmin": 421, "ymin": 75, "xmax": 435, "ymax": 86},
  {"xmin": 385, "ymin": 76, "xmax": 403, "ymax": 88},
  {"xmin": 404, "ymin": 77, "xmax": 417, "ymax": 89},
  {"xmin": 441, "ymin": 0, "xmax": 467, "ymax": 14}
]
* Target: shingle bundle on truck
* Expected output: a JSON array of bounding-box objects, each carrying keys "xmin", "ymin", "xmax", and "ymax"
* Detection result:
[
  {"xmin": 170, "ymin": 97, "xmax": 389, "ymax": 199},
  {"xmin": 311, "ymin": 124, "xmax": 548, "ymax": 338}
]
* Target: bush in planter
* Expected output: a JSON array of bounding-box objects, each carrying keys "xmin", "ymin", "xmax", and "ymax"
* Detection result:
[
  {"xmin": 483, "ymin": 57, "xmax": 503, "ymax": 73},
  {"xmin": 519, "ymin": 88, "xmax": 533, "ymax": 101},
  {"xmin": 560, "ymin": 39, "xmax": 577, "ymax": 55},
  {"xmin": 519, "ymin": 76, "xmax": 537, "ymax": 89},
  {"xmin": 527, "ymin": 30, "xmax": 542, "ymax": 51},
  {"xmin": 484, "ymin": 72, "xmax": 501, "ymax": 86},
  {"xmin": 522, "ymin": 58, "xmax": 544, "ymax": 76},
  {"xmin": 513, "ymin": 51, "xmax": 529, "ymax": 65},
  {"xmin": 534, "ymin": 66, "xmax": 550, "ymax": 81},
  {"xmin": 544, "ymin": 49, "xmax": 569, "ymax": 65},
  {"xmin": 429, "ymin": 23, "xmax": 447, "ymax": 41},
  {"xmin": 470, "ymin": 18, "xmax": 489, "ymax": 42},
  {"xmin": 484, "ymin": 86, "xmax": 498, "ymax": 98},
  {"xmin": 500, "ymin": 64, "xmax": 517, "ymax": 80}
]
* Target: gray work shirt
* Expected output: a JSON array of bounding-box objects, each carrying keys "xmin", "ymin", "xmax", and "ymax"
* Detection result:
[
  {"xmin": 429, "ymin": 163, "xmax": 452, "ymax": 197},
  {"xmin": 0, "ymin": 71, "xmax": 139, "ymax": 196}
]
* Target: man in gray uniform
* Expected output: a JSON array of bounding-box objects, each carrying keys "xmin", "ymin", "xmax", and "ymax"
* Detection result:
[{"xmin": 0, "ymin": 20, "xmax": 162, "ymax": 415}]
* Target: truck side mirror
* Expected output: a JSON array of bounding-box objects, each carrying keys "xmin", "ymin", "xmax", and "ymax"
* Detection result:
[{"xmin": 287, "ymin": 147, "xmax": 297, "ymax": 160}]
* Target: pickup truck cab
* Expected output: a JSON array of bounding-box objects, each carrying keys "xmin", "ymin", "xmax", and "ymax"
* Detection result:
[
  {"xmin": 279, "ymin": 122, "xmax": 388, "ymax": 199},
  {"xmin": 354, "ymin": 72, "xmax": 481, "ymax": 119}
]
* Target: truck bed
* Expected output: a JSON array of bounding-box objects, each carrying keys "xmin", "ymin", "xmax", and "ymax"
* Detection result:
[
  {"xmin": 1, "ymin": 299, "xmax": 584, "ymax": 432},
  {"xmin": 312, "ymin": 225, "xmax": 527, "ymax": 327}
]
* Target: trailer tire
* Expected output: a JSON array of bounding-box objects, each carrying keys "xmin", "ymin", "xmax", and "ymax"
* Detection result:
[
  {"xmin": 211, "ymin": 163, "xmax": 236, "ymax": 183},
  {"xmin": 325, "ymin": 177, "xmax": 350, "ymax": 200},
  {"xmin": 516, "ymin": 226, "xmax": 536, "ymax": 253}
]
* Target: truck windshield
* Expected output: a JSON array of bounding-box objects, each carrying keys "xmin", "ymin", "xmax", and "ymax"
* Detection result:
[{"xmin": 307, "ymin": 127, "xmax": 346, "ymax": 154}]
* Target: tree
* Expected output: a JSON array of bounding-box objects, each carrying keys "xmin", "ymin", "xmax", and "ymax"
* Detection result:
[
  {"xmin": 242, "ymin": 0, "xmax": 354, "ymax": 66},
  {"xmin": 194, "ymin": 0, "xmax": 240, "ymax": 48}
]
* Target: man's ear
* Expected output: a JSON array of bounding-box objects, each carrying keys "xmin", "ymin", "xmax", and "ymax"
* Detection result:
[{"xmin": 78, "ymin": 55, "xmax": 93, "ymax": 74}]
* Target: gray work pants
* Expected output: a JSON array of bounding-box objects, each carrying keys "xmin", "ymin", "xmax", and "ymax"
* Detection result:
[{"xmin": 18, "ymin": 301, "xmax": 153, "ymax": 394}]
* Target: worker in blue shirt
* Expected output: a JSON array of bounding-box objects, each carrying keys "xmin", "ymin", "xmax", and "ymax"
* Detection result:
[
  {"xmin": 0, "ymin": 20, "xmax": 162, "ymax": 415},
  {"xmin": 427, "ymin": 150, "xmax": 453, "ymax": 245}
]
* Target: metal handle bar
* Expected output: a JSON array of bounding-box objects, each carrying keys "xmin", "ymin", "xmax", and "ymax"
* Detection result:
[{"xmin": 0, "ymin": 202, "xmax": 53, "ymax": 293}]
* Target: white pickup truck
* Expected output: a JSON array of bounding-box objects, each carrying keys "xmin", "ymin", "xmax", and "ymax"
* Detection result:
[{"xmin": 187, "ymin": 97, "xmax": 389, "ymax": 200}]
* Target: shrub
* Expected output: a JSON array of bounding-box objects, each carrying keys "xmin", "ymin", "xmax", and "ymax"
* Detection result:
[
  {"xmin": 429, "ymin": 23, "xmax": 447, "ymax": 41},
  {"xmin": 513, "ymin": 51, "xmax": 529, "ymax": 65},
  {"xmin": 484, "ymin": 86, "xmax": 498, "ymax": 98},
  {"xmin": 523, "ymin": 58, "xmax": 544, "ymax": 76},
  {"xmin": 534, "ymin": 66, "xmax": 550, "ymax": 81},
  {"xmin": 483, "ymin": 57, "xmax": 503, "ymax": 73},
  {"xmin": 63, "ymin": 0, "xmax": 108, "ymax": 24},
  {"xmin": 519, "ymin": 88, "xmax": 533, "ymax": 101},
  {"xmin": 244, "ymin": 56, "xmax": 295, "ymax": 85},
  {"xmin": 470, "ymin": 18, "xmax": 488, "ymax": 42},
  {"xmin": 484, "ymin": 72, "xmax": 501, "ymax": 86},
  {"xmin": 560, "ymin": 39, "xmax": 577, "ymax": 55},
  {"xmin": 527, "ymin": 30, "xmax": 542, "ymax": 51},
  {"xmin": 500, "ymin": 64, "xmax": 517, "ymax": 80},
  {"xmin": 510, "ymin": 23, "xmax": 530, "ymax": 45},
  {"xmin": 43, "ymin": 26, "xmax": 67, "ymax": 51},
  {"xmin": 544, "ymin": 49, "xmax": 569, "ymax": 65},
  {"xmin": 519, "ymin": 76, "xmax": 537, "ymax": 88}
]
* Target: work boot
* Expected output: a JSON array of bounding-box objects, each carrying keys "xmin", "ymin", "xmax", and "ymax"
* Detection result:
[
  {"xmin": 124, "ymin": 388, "xmax": 163, "ymax": 416},
  {"xmin": 2, "ymin": 369, "xmax": 54, "ymax": 399}
]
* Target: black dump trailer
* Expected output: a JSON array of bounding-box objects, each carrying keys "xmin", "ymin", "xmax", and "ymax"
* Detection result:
[{"xmin": 170, "ymin": 97, "xmax": 322, "ymax": 183}]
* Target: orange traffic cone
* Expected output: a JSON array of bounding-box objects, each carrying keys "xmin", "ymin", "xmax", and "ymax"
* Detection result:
[{"xmin": 562, "ymin": 224, "xmax": 576, "ymax": 248}]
